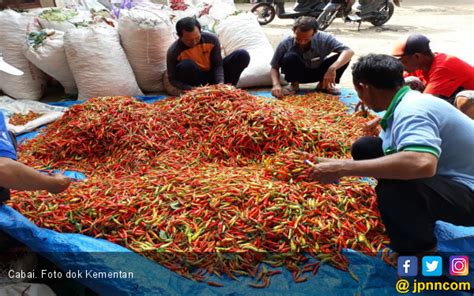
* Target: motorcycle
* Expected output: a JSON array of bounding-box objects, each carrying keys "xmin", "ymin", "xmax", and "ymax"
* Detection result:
[
  {"xmin": 316, "ymin": 0, "xmax": 401, "ymax": 31},
  {"xmin": 250, "ymin": 0, "xmax": 328, "ymax": 26}
]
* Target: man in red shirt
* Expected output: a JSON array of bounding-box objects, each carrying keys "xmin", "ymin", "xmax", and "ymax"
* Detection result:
[{"xmin": 391, "ymin": 34, "xmax": 474, "ymax": 116}]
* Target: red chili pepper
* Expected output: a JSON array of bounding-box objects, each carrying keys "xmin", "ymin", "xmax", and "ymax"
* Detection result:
[
  {"xmin": 11, "ymin": 85, "xmax": 387, "ymax": 288},
  {"xmin": 207, "ymin": 281, "xmax": 224, "ymax": 287}
]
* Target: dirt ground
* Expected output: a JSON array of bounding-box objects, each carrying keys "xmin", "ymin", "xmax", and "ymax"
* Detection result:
[{"xmin": 237, "ymin": 0, "xmax": 474, "ymax": 89}]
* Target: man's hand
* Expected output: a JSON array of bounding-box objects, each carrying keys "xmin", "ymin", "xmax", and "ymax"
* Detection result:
[
  {"xmin": 306, "ymin": 160, "xmax": 345, "ymax": 184},
  {"xmin": 355, "ymin": 100, "xmax": 367, "ymax": 113},
  {"xmin": 363, "ymin": 117, "xmax": 381, "ymax": 136},
  {"xmin": 46, "ymin": 174, "xmax": 71, "ymax": 194},
  {"xmin": 0, "ymin": 158, "xmax": 72, "ymax": 193},
  {"xmin": 272, "ymin": 85, "xmax": 295, "ymax": 98},
  {"xmin": 295, "ymin": 151, "xmax": 336, "ymax": 164},
  {"xmin": 321, "ymin": 66, "xmax": 337, "ymax": 89},
  {"xmin": 272, "ymin": 85, "xmax": 284, "ymax": 98}
]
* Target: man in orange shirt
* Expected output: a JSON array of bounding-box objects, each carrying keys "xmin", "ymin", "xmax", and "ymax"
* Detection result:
[
  {"xmin": 166, "ymin": 17, "xmax": 250, "ymax": 94},
  {"xmin": 391, "ymin": 34, "xmax": 474, "ymax": 118}
]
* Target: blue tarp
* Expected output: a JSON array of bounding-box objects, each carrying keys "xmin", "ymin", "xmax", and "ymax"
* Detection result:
[{"xmin": 2, "ymin": 89, "xmax": 473, "ymax": 295}]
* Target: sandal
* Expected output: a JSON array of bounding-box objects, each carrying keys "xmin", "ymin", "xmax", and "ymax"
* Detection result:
[
  {"xmin": 315, "ymin": 88, "xmax": 341, "ymax": 95},
  {"xmin": 282, "ymin": 88, "xmax": 296, "ymax": 96}
]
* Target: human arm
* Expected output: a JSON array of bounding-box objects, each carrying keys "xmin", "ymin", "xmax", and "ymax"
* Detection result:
[
  {"xmin": 306, "ymin": 151, "xmax": 437, "ymax": 183},
  {"xmin": 271, "ymin": 68, "xmax": 284, "ymax": 98},
  {"xmin": 271, "ymin": 68, "xmax": 296, "ymax": 98},
  {"xmin": 271, "ymin": 39, "xmax": 293, "ymax": 98},
  {"xmin": 0, "ymin": 157, "xmax": 71, "ymax": 193},
  {"xmin": 308, "ymin": 101, "xmax": 444, "ymax": 183},
  {"xmin": 166, "ymin": 44, "xmax": 193, "ymax": 91},
  {"xmin": 321, "ymin": 48, "xmax": 354, "ymax": 89},
  {"xmin": 318, "ymin": 32, "xmax": 353, "ymax": 89},
  {"xmin": 354, "ymin": 101, "xmax": 381, "ymax": 135},
  {"xmin": 210, "ymin": 37, "xmax": 224, "ymax": 84}
]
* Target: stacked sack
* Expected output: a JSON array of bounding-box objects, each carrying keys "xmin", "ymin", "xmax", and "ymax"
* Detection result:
[
  {"xmin": 36, "ymin": 8, "xmax": 92, "ymax": 32},
  {"xmin": 0, "ymin": 10, "xmax": 46, "ymax": 101},
  {"xmin": 23, "ymin": 29, "xmax": 77, "ymax": 95},
  {"xmin": 216, "ymin": 12, "xmax": 275, "ymax": 88},
  {"xmin": 28, "ymin": 7, "xmax": 143, "ymax": 100},
  {"xmin": 64, "ymin": 24, "xmax": 143, "ymax": 99},
  {"xmin": 1, "ymin": 4, "xmax": 276, "ymax": 100}
]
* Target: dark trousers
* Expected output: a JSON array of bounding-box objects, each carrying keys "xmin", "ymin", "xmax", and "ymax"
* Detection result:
[
  {"xmin": 351, "ymin": 136, "xmax": 474, "ymax": 254},
  {"xmin": 0, "ymin": 132, "xmax": 18, "ymax": 204},
  {"xmin": 280, "ymin": 51, "xmax": 349, "ymax": 84},
  {"xmin": 175, "ymin": 49, "xmax": 250, "ymax": 87}
]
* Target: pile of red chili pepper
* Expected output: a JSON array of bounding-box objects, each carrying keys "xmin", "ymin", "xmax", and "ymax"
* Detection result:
[
  {"xmin": 11, "ymin": 85, "xmax": 387, "ymax": 287},
  {"xmin": 169, "ymin": 0, "xmax": 189, "ymax": 11},
  {"xmin": 8, "ymin": 111, "xmax": 42, "ymax": 126}
]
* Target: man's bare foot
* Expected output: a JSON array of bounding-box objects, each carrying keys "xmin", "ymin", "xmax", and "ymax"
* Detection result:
[
  {"xmin": 315, "ymin": 82, "xmax": 340, "ymax": 95},
  {"xmin": 316, "ymin": 87, "xmax": 341, "ymax": 95}
]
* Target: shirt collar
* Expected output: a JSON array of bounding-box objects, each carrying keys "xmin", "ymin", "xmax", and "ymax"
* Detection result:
[
  {"xmin": 291, "ymin": 34, "xmax": 316, "ymax": 50},
  {"xmin": 380, "ymin": 86, "xmax": 411, "ymax": 131}
]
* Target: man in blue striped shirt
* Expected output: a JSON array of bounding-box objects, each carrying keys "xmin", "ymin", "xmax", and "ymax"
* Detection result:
[
  {"xmin": 305, "ymin": 54, "xmax": 474, "ymax": 258},
  {"xmin": 270, "ymin": 16, "xmax": 354, "ymax": 98}
]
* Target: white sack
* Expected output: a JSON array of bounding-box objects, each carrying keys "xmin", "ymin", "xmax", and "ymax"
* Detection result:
[
  {"xmin": 0, "ymin": 96, "xmax": 68, "ymax": 135},
  {"xmin": 23, "ymin": 30, "xmax": 77, "ymax": 94},
  {"xmin": 37, "ymin": 9, "xmax": 92, "ymax": 32},
  {"xmin": 119, "ymin": 6, "xmax": 176, "ymax": 92},
  {"xmin": 208, "ymin": 2, "xmax": 236, "ymax": 21},
  {"xmin": 0, "ymin": 10, "xmax": 46, "ymax": 100},
  {"xmin": 64, "ymin": 25, "xmax": 143, "ymax": 99},
  {"xmin": 215, "ymin": 13, "xmax": 274, "ymax": 88}
]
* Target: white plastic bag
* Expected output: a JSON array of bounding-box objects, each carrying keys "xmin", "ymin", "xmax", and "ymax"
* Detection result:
[
  {"xmin": 0, "ymin": 10, "xmax": 46, "ymax": 100},
  {"xmin": 64, "ymin": 25, "xmax": 143, "ymax": 99},
  {"xmin": 37, "ymin": 8, "xmax": 92, "ymax": 32},
  {"xmin": 0, "ymin": 96, "xmax": 68, "ymax": 135},
  {"xmin": 119, "ymin": 6, "xmax": 176, "ymax": 92},
  {"xmin": 215, "ymin": 13, "xmax": 274, "ymax": 88},
  {"xmin": 23, "ymin": 30, "xmax": 77, "ymax": 94}
]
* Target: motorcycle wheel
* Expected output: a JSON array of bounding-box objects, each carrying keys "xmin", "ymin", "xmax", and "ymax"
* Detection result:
[
  {"xmin": 250, "ymin": 3, "xmax": 276, "ymax": 26},
  {"xmin": 369, "ymin": 1, "xmax": 394, "ymax": 26},
  {"xmin": 317, "ymin": 9, "xmax": 338, "ymax": 31}
]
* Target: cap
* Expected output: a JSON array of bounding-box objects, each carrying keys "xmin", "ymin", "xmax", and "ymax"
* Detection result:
[{"xmin": 391, "ymin": 34, "xmax": 431, "ymax": 57}]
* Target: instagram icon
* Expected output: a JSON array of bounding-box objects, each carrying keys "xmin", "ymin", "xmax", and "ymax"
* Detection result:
[{"xmin": 449, "ymin": 256, "xmax": 469, "ymax": 276}]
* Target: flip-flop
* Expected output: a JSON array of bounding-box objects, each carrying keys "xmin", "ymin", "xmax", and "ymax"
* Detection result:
[
  {"xmin": 283, "ymin": 88, "xmax": 297, "ymax": 95},
  {"xmin": 315, "ymin": 88, "xmax": 341, "ymax": 95}
]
